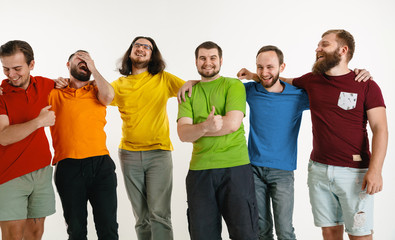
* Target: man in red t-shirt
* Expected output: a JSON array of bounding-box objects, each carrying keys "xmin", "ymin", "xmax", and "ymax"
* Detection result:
[
  {"xmin": 0, "ymin": 40, "xmax": 56, "ymax": 240},
  {"xmin": 289, "ymin": 30, "xmax": 387, "ymax": 240}
]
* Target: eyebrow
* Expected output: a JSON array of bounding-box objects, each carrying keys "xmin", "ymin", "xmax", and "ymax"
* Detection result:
[{"xmin": 3, "ymin": 65, "xmax": 23, "ymax": 69}]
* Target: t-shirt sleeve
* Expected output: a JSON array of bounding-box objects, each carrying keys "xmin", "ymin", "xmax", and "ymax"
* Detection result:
[
  {"xmin": 301, "ymin": 90, "xmax": 310, "ymax": 110},
  {"xmin": 292, "ymin": 73, "xmax": 311, "ymax": 90},
  {"xmin": 364, "ymin": 80, "xmax": 386, "ymax": 110},
  {"xmin": 164, "ymin": 72, "xmax": 186, "ymax": 97},
  {"xmin": 0, "ymin": 97, "xmax": 7, "ymax": 115},
  {"xmin": 226, "ymin": 80, "xmax": 246, "ymax": 115},
  {"xmin": 39, "ymin": 76, "xmax": 56, "ymax": 95},
  {"xmin": 109, "ymin": 80, "xmax": 118, "ymax": 106},
  {"xmin": 243, "ymin": 82, "xmax": 252, "ymax": 92},
  {"xmin": 177, "ymin": 95, "xmax": 193, "ymax": 121}
]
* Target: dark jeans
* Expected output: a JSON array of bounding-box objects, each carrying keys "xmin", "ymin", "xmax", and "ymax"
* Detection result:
[
  {"xmin": 186, "ymin": 164, "xmax": 258, "ymax": 240},
  {"xmin": 252, "ymin": 165, "xmax": 296, "ymax": 240},
  {"xmin": 55, "ymin": 155, "xmax": 118, "ymax": 240}
]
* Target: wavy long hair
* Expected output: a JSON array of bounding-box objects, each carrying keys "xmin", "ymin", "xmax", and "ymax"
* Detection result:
[{"xmin": 118, "ymin": 36, "xmax": 166, "ymax": 76}]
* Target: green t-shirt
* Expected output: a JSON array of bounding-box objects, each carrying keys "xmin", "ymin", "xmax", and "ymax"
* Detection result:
[{"xmin": 177, "ymin": 76, "xmax": 250, "ymax": 170}]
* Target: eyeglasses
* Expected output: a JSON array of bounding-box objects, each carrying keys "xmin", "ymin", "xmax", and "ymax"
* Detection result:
[{"xmin": 133, "ymin": 42, "xmax": 153, "ymax": 51}]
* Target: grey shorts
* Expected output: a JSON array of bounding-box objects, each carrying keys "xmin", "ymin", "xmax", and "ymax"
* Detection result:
[{"xmin": 0, "ymin": 165, "xmax": 56, "ymax": 221}]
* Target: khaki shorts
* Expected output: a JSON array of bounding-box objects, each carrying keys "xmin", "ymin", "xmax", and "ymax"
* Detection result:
[{"xmin": 0, "ymin": 165, "xmax": 56, "ymax": 221}]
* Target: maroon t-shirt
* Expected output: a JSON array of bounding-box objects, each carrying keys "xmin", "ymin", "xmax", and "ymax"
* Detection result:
[{"xmin": 293, "ymin": 71, "xmax": 385, "ymax": 168}]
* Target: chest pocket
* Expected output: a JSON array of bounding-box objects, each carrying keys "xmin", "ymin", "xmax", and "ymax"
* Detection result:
[{"xmin": 337, "ymin": 92, "xmax": 358, "ymax": 110}]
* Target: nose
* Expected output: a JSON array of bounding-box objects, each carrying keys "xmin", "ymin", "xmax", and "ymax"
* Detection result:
[{"xmin": 8, "ymin": 69, "xmax": 18, "ymax": 79}]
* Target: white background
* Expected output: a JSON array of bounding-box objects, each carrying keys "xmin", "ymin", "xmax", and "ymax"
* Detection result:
[{"xmin": 1, "ymin": 0, "xmax": 394, "ymax": 239}]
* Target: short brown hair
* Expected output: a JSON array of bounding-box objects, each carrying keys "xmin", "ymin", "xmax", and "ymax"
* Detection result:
[
  {"xmin": 322, "ymin": 29, "xmax": 355, "ymax": 62},
  {"xmin": 256, "ymin": 45, "xmax": 284, "ymax": 65},
  {"xmin": 0, "ymin": 40, "xmax": 34, "ymax": 65},
  {"xmin": 195, "ymin": 41, "xmax": 222, "ymax": 59}
]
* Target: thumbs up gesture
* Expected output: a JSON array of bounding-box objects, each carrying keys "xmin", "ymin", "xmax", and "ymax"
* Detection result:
[
  {"xmin": 36, "ymin": 105, "xmax": 56, "ymax": 127},
  {"xmin": 205, "ymin": 106, "xmax": 223, "ymax": 132}
]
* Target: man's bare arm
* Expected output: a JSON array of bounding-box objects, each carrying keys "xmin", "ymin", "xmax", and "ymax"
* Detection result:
[
  {"xmin": 76, "ymin": 52, "xmax": 114, "ymax": 105},
  {"xmin": 204, "ymin": 110, "xmax": 244, "ymax": 137},
  {"xmin": 363, "ymin": 106, "xmax": 388, "ymax": 195},
  {"xmin": 0, "ymin": 106, "xmax": 55, "ymax": 146},
  {"xmin": 177, "ymin": 106, "xmax": 223, "ymax": 142}
]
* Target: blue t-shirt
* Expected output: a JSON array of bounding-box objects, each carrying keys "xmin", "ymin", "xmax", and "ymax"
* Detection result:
[{"xmin": 245, "ymin": 81, "xmax": 309, "ymax": 171}]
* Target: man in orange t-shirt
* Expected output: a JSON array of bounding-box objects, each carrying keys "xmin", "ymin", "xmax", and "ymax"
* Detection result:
[{"xmin": 49, "ymin": 50, "xmax": 118, "ymax": 240}]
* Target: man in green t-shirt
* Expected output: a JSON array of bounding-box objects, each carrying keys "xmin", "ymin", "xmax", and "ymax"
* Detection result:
[{"xmin": 177, "ymin": 41, "xmax": 258, "ymax": 240}]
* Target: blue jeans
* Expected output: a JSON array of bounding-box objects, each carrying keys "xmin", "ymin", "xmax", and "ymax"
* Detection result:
[
  {"xmin": 119, "ymin": 149, "xmax": 173, "ymax": 240},
  {"xmin": 252, "ymin": 165, "xmax": 296, "ymax": 240}
]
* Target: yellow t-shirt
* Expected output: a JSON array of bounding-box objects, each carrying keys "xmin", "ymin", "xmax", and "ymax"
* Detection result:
[
  {"xmin": 49, "ymin": 83, "xmax": 109, "ymax": 164},
  {"xmin": 111, "ymin": 71, "xmax": 185, "ymax": 151}
]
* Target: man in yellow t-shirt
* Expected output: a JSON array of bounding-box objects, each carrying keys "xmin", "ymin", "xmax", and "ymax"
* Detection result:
[
  {"xmin": 111, "ymin": 37, "xmax": 184, "ymax": 240},
  {"xmin": 49, "ymin": 50, "xmax": 118, "ymax": 240}
]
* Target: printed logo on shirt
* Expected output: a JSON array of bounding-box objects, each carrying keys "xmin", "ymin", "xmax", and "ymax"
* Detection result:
[
  {"xmin": 353, "ymin": 154, "xmax": 362, "ymax": 161},
  {"xmin": 338, "ymin": 92, "xmax": 358, "ymax": 110}
]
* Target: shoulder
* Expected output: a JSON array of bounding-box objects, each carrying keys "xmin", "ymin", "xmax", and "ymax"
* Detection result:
[
  {"xmin": 283, "ymin": 81, "xmax": 305, "ymax": 93},
  {"xmin": 221, "ymin": 77, "xmax": 244, "ymax": 87},
  {"xmin": 34, "ymin": 76, "xmax": 55, "ymax": 85},
  {"xmin": 294, "ymin": 72, "xmax": 315, "ymax": 81},
  {"xmin": 162, "ymin": 71, "xmax": 184, "ymax": 82}
]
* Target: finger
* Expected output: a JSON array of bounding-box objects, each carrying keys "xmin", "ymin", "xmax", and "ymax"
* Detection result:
[
  {"xmin": 361, "ymin": 178, "xmax": 367, "ymax": 191},
  {"xmin": 188, "ymin": 89, "xmax": 192, "ymax": 98},
  {"xmin": 362, "ymin": 75, "xmax": 370, "ymax": 82},
  {"xmin": 366, "ymin": 183, "xmax": 374, "ymax": 195},
  {"xmin": 43, "ymin": 105, "xmax": 52, "ymax": 111},
  {"xmin": 177, "ymin": 92, "xmax": 182, "ymax": 104},
  {"xmin": 236, "ymin": 68, "xmax": 245, "ymax": 77},
  {"xmin": 183, "ymin": 90, "xmax": 188, "ymax": 102},
  {"xmin": 209, "ymin": 106, "xmax": 215, "ymax": 116}
]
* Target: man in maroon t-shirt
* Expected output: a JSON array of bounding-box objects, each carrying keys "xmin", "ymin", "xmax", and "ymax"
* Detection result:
[{"xmin": 289, "ymin": 30, "xmax": 387, "ymax": 240}]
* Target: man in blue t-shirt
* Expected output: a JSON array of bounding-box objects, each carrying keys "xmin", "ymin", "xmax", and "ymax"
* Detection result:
[{"xmin": 239, "ymin": 45, "xmax": 309, "ymax": 240}]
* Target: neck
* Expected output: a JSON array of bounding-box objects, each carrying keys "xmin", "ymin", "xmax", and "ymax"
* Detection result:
[
  {"xmin": 131, "ymin": 65, "xmax": 148, "ymax": 75},
  {"xmin": 69, "ymin": 77, "xmax": 90, "ymax": 89},
  {"xmin": 325, "ymin": 61, "xmax": 350, "ymax": 76},
  {"xmin": 201, "ymin": 74, "xmax": 221, "ymax": 82}
]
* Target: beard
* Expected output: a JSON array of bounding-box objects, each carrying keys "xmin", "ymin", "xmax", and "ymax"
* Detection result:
[
  {"xmin": 132, "ymin": 59, "xmax": 149, "ymax": 69},
  {"xmin": 198, "ymin": 68, "xmax": 220, "ymax": 78},
  {"xmin": 9, "ymin": 75, "xmax": 30, "ymax": 88},
  {"xmin": 259, "ymin": 71, "xmax": 280, "ymax": 89},
  {"xmin": 70, "ymin": 64, "xmax": 91, "ymax": 82},
  {"xmin": 130, "ymin": 54, "xmax": 150, "ymax": 69},
  {"xmin": 312, "ymin": 48, "xmax": 341, "ymax": 74}
]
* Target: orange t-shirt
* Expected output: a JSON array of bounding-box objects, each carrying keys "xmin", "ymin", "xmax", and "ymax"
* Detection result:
[{"xmin": 49, "ymin": 83, "xmax": 109, "ymax": 164}]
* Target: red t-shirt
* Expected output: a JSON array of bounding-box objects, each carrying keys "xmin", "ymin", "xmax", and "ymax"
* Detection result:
[
  {"xmin": 0, "ymin": 76, "xmax": 54, "ymax": 184},
  {"xmin": 293, "ymin": 71, "xmax": 385, "ymax": 168}
]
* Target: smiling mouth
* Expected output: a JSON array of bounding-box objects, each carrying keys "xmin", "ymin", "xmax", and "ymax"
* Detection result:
[
  {"xmin": 316, "ymin": 54, "xmax": 325, "ymax": 61},
  {"xmin": 261, "ymin": 76, "xmax": 272, "ymax": 81}
]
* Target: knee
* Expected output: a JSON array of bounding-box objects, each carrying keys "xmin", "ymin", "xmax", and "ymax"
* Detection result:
[
  {"xmin": 24, "ymin": 228, "xmax": 44, "ymax": 240},
  {"xmin": 322, "ymin": 226, "xmax": 344, "ymax": 240}
]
